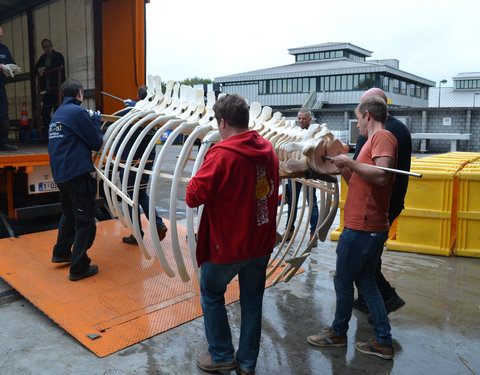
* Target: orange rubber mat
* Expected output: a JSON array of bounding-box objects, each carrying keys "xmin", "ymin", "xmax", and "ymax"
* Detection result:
[{"xmin": 0, "ymin": 218, "xmax": 295, "ymax": 357}]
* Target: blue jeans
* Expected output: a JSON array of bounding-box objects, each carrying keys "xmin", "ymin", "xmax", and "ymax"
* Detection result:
[
  {"xmin": 200, "ymin": 255, "xmax": 270, "ymax": 372},
  {"xmin": 331, "ymin": 227, "xmax": 392, "ymax": 345},
  {"xmin": 286, "ymin": 179, "xmax": 319, "ymax": 234}
]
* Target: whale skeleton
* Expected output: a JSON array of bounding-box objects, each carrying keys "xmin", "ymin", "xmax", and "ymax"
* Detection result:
[{"xmin": 94, "ymin": 75, "xmax": 347, "ymax": 284}]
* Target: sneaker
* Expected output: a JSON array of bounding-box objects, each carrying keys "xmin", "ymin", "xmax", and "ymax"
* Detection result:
[
  {"xmin": 307, "ymin": 327, "xmax": 347, "ymax": 347},
  {"xmin": 122, "ymin": 234, "xmax": 138, "ymax": 245},
  {"xmin": 196, "ymin": 354, "xmax": 235, "ymax": 372},
  {"xmin": 235, "ymin": 365, "xmax": 255, "ymax": 375},
  {"xmin": 384, "ymin": 292, "xmax": 406, "ymax": 313},
  {"xmin": 353, "ymin": 295, "xmax": 369, "ymax": 314},
  {"xmin": 51, "ymin": 255, "xmax": 71, "ymax": 263},
  {"xmin": 309, "ymin": 233, "xmax": 318, "ymax": 247},
  {"xmin": 0, "ymin": 143, "xmax": 17, "ymax": 151},
  {"xmin": 355, "ymin": 339, "xmax": 394, "ymax": 360},
  {"xmin": 157, "ymin": 224, "xmax": 168, "ymax": 241},
  {"xmin": 69, "ymin": 265, "xmax": 99, "ymax": 281}
]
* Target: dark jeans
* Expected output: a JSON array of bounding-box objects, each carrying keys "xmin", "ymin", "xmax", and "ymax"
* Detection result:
[
  {"xmin": 285, "ymin": 179, "xmax": 319, "ymax": 234},
  {"xmin": 53, "ymin": 173, "xmax": 97, "ymax": 275},
  {"xmin": 119, "ymin": 168, "xmax": 164, "ymax": 235},
  {"xmin": 332, "ymin": 228, "xmax": 392, "ymax": 345},
  {"xmin": 200, "ymin": 255, "xmax": 270, "ymax": 372},
  {"xmin": 359, "ymin": 215, "xmax": 400, "ymax": 302},
  {"xmin": 0, "ymin": 111, "xmax": 10, "ymax": 145}
]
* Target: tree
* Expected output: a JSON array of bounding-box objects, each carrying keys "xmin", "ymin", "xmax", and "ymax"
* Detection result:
[{"xmin": 180, "ymin": 77, "xmax": 212, "ymax": 86}]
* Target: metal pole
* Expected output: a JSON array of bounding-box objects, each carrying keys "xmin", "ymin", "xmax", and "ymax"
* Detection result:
[
  {"xmin": 438, "ymin": 79, "xmax": 447, "ymax": 108},
  {"xmin": 438, "ymin": 82, "xmax": 442, "ymax": 107},
  {"xmin": 101, "ymin": 91, "xmax": 125, "ymax": 102},
  {"xmin": 322, "ymin": 156, "xmax": 423, "ymax": 178}
]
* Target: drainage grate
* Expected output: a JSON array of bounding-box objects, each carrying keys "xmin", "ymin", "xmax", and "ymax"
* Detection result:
[{"xmin": 0, "ymin": 288, "xmax": 18, "ymax": 299}]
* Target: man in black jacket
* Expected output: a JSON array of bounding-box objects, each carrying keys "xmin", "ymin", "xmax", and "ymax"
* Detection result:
[
  {"xmin": 35, "ymin": 39, "xmax": 65, "ymax": 124},
  {"xmin": 48, "ymin": 79, "xmax": 103, "ymax": 281}
]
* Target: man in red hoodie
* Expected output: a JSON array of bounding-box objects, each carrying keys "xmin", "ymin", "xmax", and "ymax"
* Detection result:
[{"xmin": 186, "ymin": 94, "xmax": 279, "ymax": 375}]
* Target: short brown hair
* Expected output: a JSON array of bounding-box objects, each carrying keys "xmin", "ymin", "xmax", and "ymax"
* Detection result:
[
  {"xmin": 213, "ymin": 94, "xmax": 249, "ymax": 128},
  {"xmin": 356, "ymin": 96, "xmax": 387, "ymax": 124}
]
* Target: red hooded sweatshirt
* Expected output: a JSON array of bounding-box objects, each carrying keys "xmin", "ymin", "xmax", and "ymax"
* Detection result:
[{"xmin": 186, "ymin": 130, "xmax": 279, "ymax": 266}]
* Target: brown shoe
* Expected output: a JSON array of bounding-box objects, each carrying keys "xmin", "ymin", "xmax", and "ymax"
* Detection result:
[
  {"xmin": 307, "ymin": 327, "xmax": 347, "ymax": 347},
  {"xmin": 355, "ymin": 339, "xmax": 394, "ymax": 359},
  {"xmin": 309, "ymin": 233, "xmax": 318, "ymax": 247},
  {"xmin": 196, "ymin": 354, "xmax": 235, "ymax": 372},
  {"xmin": 157, "ymin": 225, "xmax": 168, "ymax": 241},
  {"xmin": 235, "ymin": 365, "xmax": 256, "ymax": 375}
]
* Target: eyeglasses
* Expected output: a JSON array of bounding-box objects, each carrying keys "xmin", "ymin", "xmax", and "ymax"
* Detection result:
[{"xmin": 42, "ymin": 44, "xmax": 53, "ymax": 49}]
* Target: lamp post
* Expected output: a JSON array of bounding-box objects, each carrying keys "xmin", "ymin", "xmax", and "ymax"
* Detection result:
[
  {"xmin": 438, "ymin": 79, "xmax": 447, "ymax": 107},
  {"xmin": 474, "ymin": 92, "xmax": 480, "ymax": 107}
]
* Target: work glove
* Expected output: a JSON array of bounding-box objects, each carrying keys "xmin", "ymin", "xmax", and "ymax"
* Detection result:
[
  {"xmin": 2, "ymin": 64, "xmax": 21, "ymax": 77},
  {"xmin": 124, "ymin": 99, "xmax": 135, "ymax": 107},
  {"xmin": 88, "ymin": 109, "xmax": 102, "ymax": 126}
]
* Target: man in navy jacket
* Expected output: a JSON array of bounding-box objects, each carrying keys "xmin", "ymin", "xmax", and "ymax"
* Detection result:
[{"xmin": 48, "ymin": 79, "xmax": 103, "ymax": 281}]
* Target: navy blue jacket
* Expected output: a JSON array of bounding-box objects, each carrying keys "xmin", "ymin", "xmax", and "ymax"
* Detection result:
[{"xmin": 48, "ymin": 97, "xmax": 103, "ymax": 183}]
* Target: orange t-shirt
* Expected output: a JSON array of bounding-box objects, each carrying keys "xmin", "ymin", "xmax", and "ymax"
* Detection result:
[{"xmin": 344, "ymin": 129, "xmax": 398, "ymax": 232}]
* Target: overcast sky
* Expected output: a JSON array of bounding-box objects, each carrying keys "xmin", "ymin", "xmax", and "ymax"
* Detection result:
[{"xmin": 146, "ymin": 0, "xmax": 479, "ymax": 87}]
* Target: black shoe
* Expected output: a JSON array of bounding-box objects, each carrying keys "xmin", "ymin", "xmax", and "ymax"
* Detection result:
[
  {"xmin": 51, "ymin": 255, "xmax": 71, "ymax": 263},
  {"xmin": 69, "ymin": 265, "xmax": 99, "ymax": 281},
  {"xmin": 0, "ymin": 143, "xmax": 17, "ymax": 151},
  {"xmin": 122, "ymin": 234, "xmax": 138, "ymax": 245},
  {"xmin": 353, "ymin": 296, "xmax": 369, "ymax": 314},
  {"xmin": 384, "ymin": 293, "xmax": 406, "ymax": 313}
]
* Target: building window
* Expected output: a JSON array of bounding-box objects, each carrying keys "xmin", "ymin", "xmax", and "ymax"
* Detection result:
[
  {"xmin": 400, "ymin": 81, "xmax": 407, "ymax": 95},
  {"xmin": 347, "ymin": 75, "xmax": 353, "ymax": 90},
  {"xmin": 382, "ymin": 76, "xmax": 389, "ymax": 91},
  {"xmin": 259, "ymin": 80, "xmax": 266, "ymax": 94},
  {"xmin": 392, "ymin": 79, "xmax": 400, "ymax": 93}
]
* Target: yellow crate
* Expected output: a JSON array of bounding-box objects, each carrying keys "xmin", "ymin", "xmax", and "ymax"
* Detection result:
[
  {"xmin": 403, "ymin": 170, "xmax": 455, "ymax": 212},
  {"xmin": 454, "ymin": 170, "xmax": 480, "ymax": 258},
  {"xmin": 386, "ymin": 170, "xmax": 456, "ymax": 256},
  {"xmin": 455, "ymin": 213, "xmax": 480, "ymax": 258},
  {"xmin": 457, "ymin": 170, "xmax": 480, "ymax": 212},
  {"xmin": 387, "ymin": 208, "xmax": 453, "ymax": 256}
]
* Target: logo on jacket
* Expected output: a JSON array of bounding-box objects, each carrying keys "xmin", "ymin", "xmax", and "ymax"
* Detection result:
[
  {"xmin": 256, "ymin": 164, "xmax": 273, "ymax": 226},
  {"xmin": 49, "ymin": 122, "xmax": 64, "ymax": 139}
]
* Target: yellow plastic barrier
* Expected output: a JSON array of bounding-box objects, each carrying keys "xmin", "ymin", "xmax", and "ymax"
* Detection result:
[
  {"xmin": 386, "ymin": 170, "xmax": 456, "ymax": 256},
  {"xmin": 331, "ymin": 152, "xmax": 480, "ymax": 258},
  {"xmin": 455, "ymin": 169, "xmax": 480, "ymax": 258}
]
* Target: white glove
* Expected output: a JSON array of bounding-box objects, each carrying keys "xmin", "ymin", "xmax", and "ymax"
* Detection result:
[
  {"xmin": 2, "ymin": 64, "xmax": 21, "ymax": 77},
  {"xmin": 124, "ymin": 99, "xmax": 135, "ymax": 106}
]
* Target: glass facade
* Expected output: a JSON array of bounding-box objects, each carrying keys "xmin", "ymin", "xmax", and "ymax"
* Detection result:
[
  {"xmin": 296, "ymin": 50, "xmax": 345, "ymax": 62},
  {"xmin": 455, "ymin": 79, "xmax": 480, "ymax": 89},
  {"xmin": 256, "ymin": 73, "xmax": 428, "ymax": 98}
]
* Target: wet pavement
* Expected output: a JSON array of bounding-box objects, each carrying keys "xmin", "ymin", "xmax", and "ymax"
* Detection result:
[{"xmin": 1, "ymin": 146, "xmax": 479, "ymax": 374}]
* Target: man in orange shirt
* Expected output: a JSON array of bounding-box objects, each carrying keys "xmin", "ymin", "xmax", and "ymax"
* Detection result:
[{"xmin": 307, "ymin": 96, "xmax": 397, "ymax": 360}]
